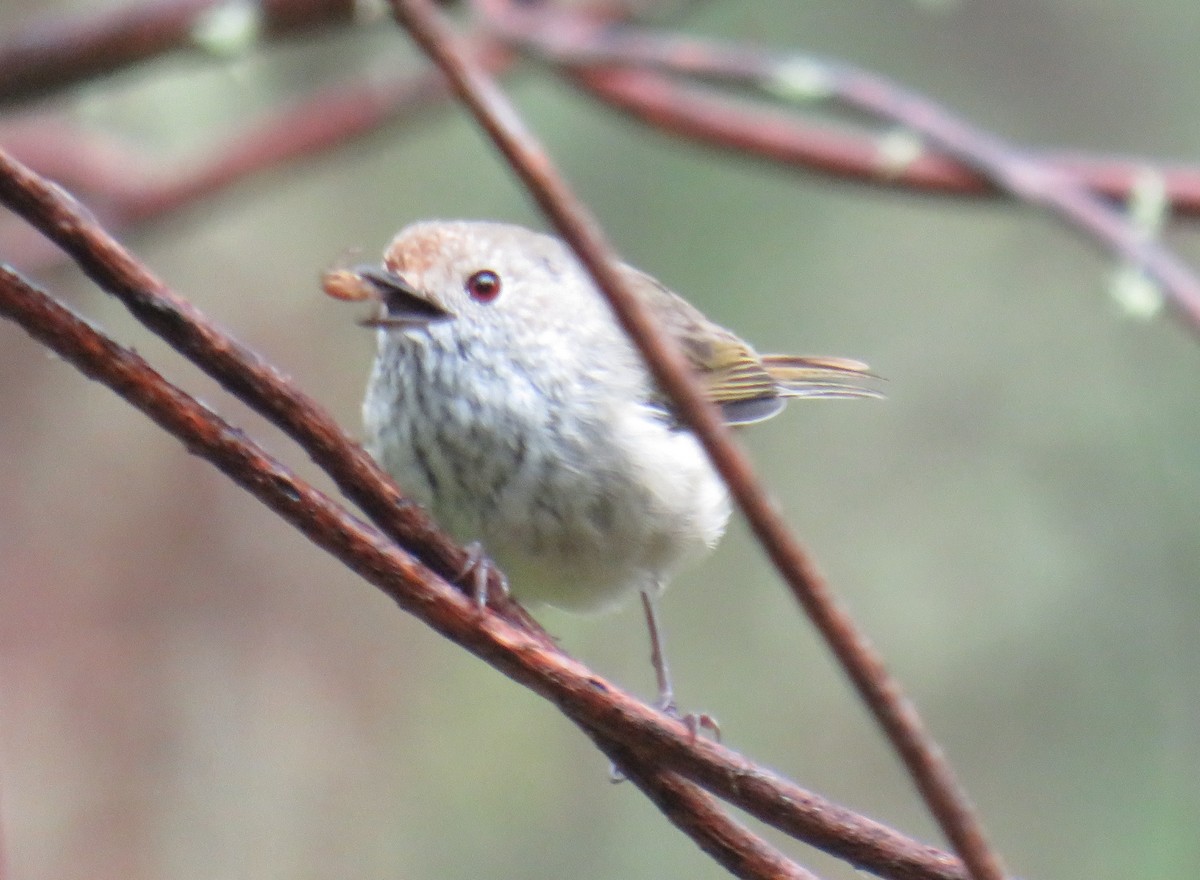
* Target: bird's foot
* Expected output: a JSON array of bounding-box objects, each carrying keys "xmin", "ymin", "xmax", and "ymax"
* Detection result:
[
  {"xmin": 456, "ymin": 541, "xmax": 509, "ymax": 610},
  {"xmin": 608, "ymin": 697, "xmax": 721, "ymax": 783},
  {"xmin": 656, "ymin": 696, "xmax": 721, "ymax": 744}
]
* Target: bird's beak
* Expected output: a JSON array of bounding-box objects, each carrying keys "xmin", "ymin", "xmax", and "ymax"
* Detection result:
[
  {"xmin": 322, "ymin": 263, "xmax": 453, "ymax": 328},
  {"xmin": 357, "ymin": 266, "xmax": 453, "ymax": 328}
]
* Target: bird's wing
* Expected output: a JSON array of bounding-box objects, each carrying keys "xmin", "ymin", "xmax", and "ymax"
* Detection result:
[{"xmin": 625, "ymin": 265, "xmax": 796, "ymax": 426}]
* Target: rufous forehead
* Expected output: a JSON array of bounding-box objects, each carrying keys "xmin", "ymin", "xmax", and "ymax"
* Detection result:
[{"xmin": 383, "ymin": 230, "xmax": 450, "ymax": 276}]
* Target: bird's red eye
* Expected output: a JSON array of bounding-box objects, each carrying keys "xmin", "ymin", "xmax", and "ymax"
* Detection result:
[{"xmin": 466, "ymin": 269, "xmax": 502, "ymax": 303}]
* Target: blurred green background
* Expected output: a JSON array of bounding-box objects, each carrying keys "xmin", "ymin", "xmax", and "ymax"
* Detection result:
[{"xmin": 2, "ymin": 1, "xmax": 1199, "ymax": 878}]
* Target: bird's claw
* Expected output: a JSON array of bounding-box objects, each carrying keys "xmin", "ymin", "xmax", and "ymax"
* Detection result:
[
  {"xmin": 657, "ymin": 697, "xmax": 721, "ymax": 743},
  {"xmin": 609, "ymin": 700, "xmax": 721, "ymax": 783},
  {"xmin": 457, "ymin": 541, "xmax": 509, "ymax": 610}
]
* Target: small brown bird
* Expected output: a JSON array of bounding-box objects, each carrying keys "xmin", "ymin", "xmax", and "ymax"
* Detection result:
[{"xmin": 326, "ymin": 220, "xmax": 879, "ymax": 710}]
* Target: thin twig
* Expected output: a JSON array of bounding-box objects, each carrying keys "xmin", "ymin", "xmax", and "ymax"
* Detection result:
[
  {"xmin": 596, "ymin": 734, "xmax": 824, "ymax": 880},
  {"xmin": 108, "ymin": 58, "xmax": 510, "ymax": 223},
  {"xmin": 2, "ymin": 45, "xmax": 514, "ymax": 269},
  {"xmin": 486, "ymin": 5, "xmax": 1200, "ymax": 339},
  {"xmin": 0, "ymin": 262, "xmax": 960, "ymax": 880},
  {"xmin": 0, "ymin": 0, "xmax": 358, "ymax": 107},
  {"xmin": 9, "ymin": 0, "xmax": 1200, "ymax": 261},
  {"xmin": 573, "ymin": 66, "xmax": 995, "ymax": 197},
  {"xmin": 0, "ymin": 146, "xmax": 971, "ymax": 880},
  {"xmin": 569, "ymin": 66, "xmax": 1200, "ymax": 218},
  {"xmin": 0, "ymin": 261, "xmax": 822, "ymax": 880},
  {"xmin": 387, "ymin": 3, "xmax": 1006, "ymax": 880},
  {"xmin": 0, "ymin": 145, "xmax": 533, "ymax": 635}
]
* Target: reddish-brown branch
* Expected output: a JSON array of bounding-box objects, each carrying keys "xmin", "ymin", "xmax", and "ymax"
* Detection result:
[
  {"xmin": 101, "ymin": 47, "xmax": 512, "ymax": 224},
  {"xmin": 572, "ymin": 66, "xmax": 994, "ymax": 197},
  {"xmin": 0, "ymin": 145, "xmax": 532, "ymax": 635},
  {"xmin": 6, "ymin": 0, "xmax": 1200, "ymax": 280},
  {"xmin": 0, "ymin": 267, "xmax": 968, "ymax": 880},
  {"xmin": 571, "ymin": 66, "xmax": 1200, "ymax": 216},
  {"xmin": 124, "ymin": 73, "xmax": 462, "ymax": 219},
  {"xmin": 484, "ymin": 5, "xmax": 1200, "ymax": 341},
  {"xmin": 0, "ymin": 0, "xmax": 358, "ymax": 107},
  {"xmin": 0, "ymin": 263, "xmax": 822, "ymax": 880},
  {"xmin": 1, "ymin": 43, "xmax": 514, "ymax": 269},
  {"xmin": 0, "ymin": 0, "xmax": 500, "ymax": 267},
  {"xmin": 0, "ymin": 144, "xmax": 972, "ymax": 880},
  {"xmin": 387, "ymin": 3, "xmax": 1006, "ymax": 880},
  {"xmin": 7, "ymin": 1, "xmax": 1184, "ymax": 876},
  {"xmin": 596, "ymin": 735, "xmax": 823, "ymax": 880}
]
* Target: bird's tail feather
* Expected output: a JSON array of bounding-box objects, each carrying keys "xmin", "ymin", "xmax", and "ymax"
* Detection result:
[{"xmin": 762, "ymin": 354, "xmax": 885, "ymax": 400}]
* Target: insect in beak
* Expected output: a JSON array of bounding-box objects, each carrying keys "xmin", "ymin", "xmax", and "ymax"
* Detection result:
[{"xmin": 322, "ymin": 264, "xmax": 453, "ymax": 327}]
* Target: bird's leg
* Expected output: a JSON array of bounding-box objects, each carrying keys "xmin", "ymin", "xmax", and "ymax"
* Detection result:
[
  {"xmin": 607, "ymin": 591, "xmax": 676, "ymax": 785},
  {"xmin": 639, "ymin": 590, "xmax": 720, "ymax": 741},
  {"xmin": 609, "ymin": 591, "xmax": 720, "ymax": 781},
  {"xmin": 640, "ymin": 589, "xmax": 677, "ymax": 715}
]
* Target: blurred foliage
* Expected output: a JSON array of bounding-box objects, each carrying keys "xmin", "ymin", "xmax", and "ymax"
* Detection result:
[{"xmin": 1, "ymin": 1, "xmax": 1199, "ymax": 879}]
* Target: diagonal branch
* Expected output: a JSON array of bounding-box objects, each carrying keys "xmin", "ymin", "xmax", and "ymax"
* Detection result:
[
  {"xmin": 483, "ymin": 4, "xmax": 1200, "ymax": 340},
  {"xmin": 388, "ymin": 3, "xmax": 1006, "ymax": 880},
  {"xmin": 0, "ymin": 263, "xmax": 824, "ymax": 880},
  {"xmin": 0, "ymin": 0, "xmax": 358, "ymax": 107},
  {"xmin": 1, "ymin": 48, "xmax": 514, "ymax": 271},
  {"xmin": 8, "ymin": 0, "xmax": 1200, "ymax": 273},
  {"xmin": 0, "ymin": 144, "xmax": 535, "ymax": 636},
  {"xmin": 568, "ymin": 65, "xmax": 1200, "ymax": 219},
  {"xmin": 595, "ymin": 734, "xmax": 824, "ymax": 880},
  {"xmin": 0, "ymin": 148, "xmax": 971, "ymax": 880},
  {"xmin": 98, "ymin": 54, "xmax": 512, "ymax": 224}
]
